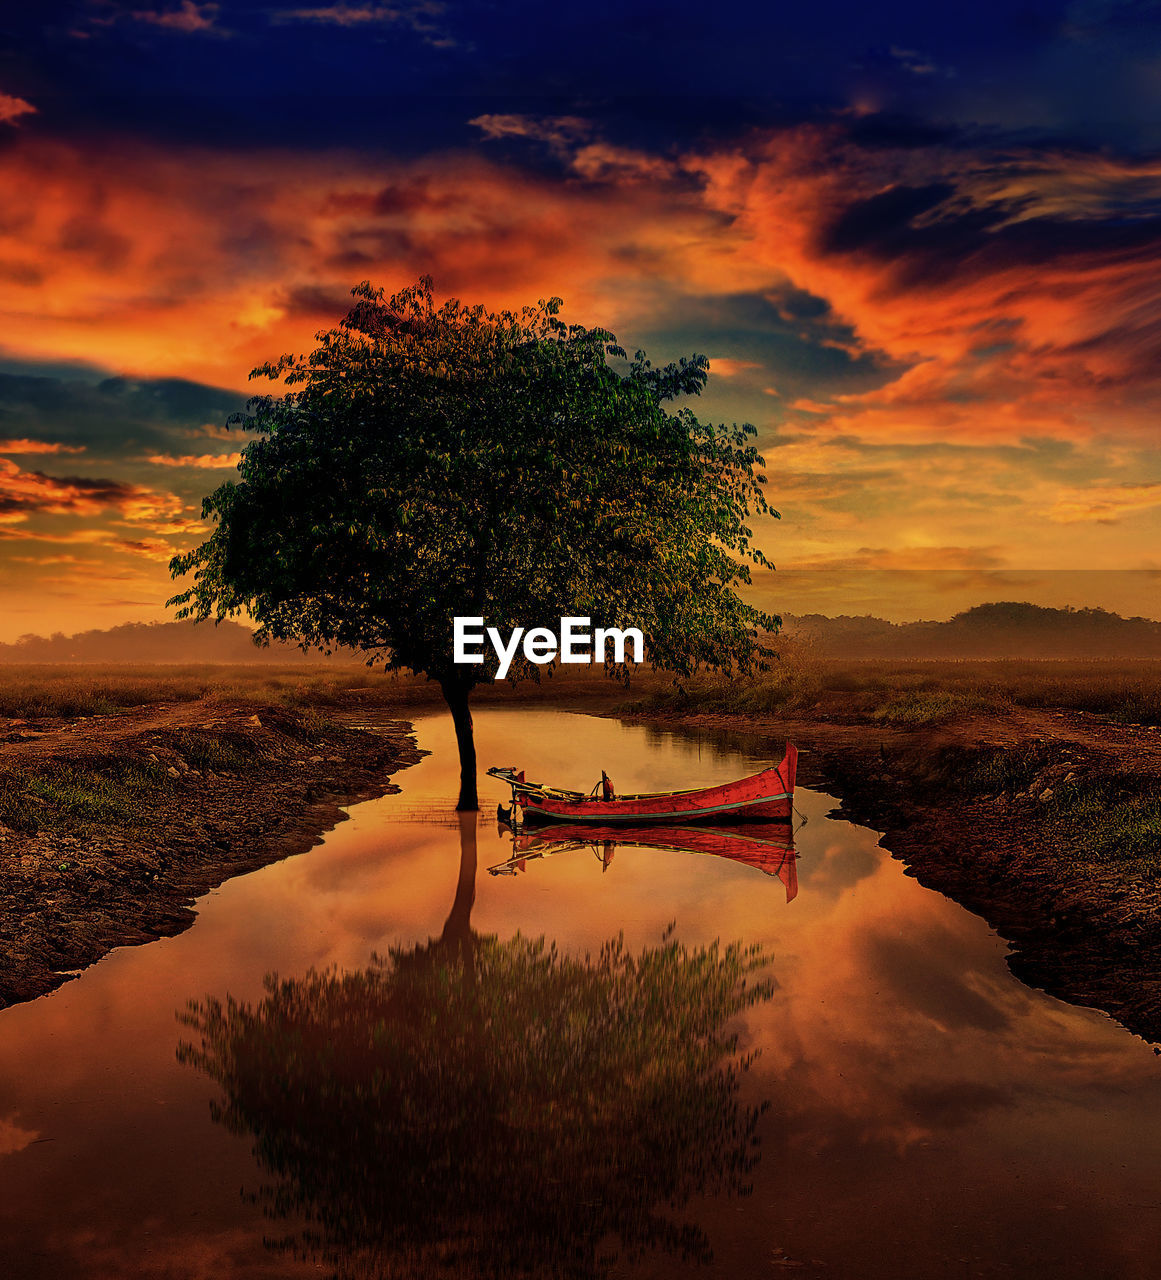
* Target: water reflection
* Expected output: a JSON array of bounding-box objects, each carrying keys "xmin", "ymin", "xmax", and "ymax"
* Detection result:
[
  {"xmin": 3, "ymin": 709, "xmax": 1161, "ymax": 1279},
  {"xmin": 490, "ymin": 823, "xmax": 798, "ymax": 903},
  {"xmin": 179, "ymin": 815, "xmax": 775, "ymax": 1279}
]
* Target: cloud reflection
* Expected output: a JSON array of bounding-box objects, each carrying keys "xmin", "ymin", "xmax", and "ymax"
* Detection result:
[{"xmin": 179, "ymin": 816, "xmax": 775, "ymax": 1278}]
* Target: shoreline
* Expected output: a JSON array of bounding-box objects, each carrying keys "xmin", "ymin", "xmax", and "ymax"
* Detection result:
[
  {"xmin": 0, "ymin": 702, "xmax": 422, "ymax": 1009},
  {"xmin": 4, "ymin": 687, "xmax": 1160, "ymax": 1048},
  {"xmin": 618, "ymin": 704, "xmax": 1161, "ymax": 1045}
]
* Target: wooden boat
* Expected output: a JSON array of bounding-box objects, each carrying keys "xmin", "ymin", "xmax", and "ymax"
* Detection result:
[
  {"xmin": 488, "ymin": 822, "xmax": 798, "ymax": 901},
  {"xmin": 487, "ymin": 743, "xmax": 796, "ymax": 825}
]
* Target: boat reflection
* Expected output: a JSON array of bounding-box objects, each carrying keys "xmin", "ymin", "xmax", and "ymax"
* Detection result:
[
  {"xmin": 489, "ymin": 823, "xmax": 799, "ymax": 902},
  {"xmin": 179, "ymin": 815, "xmax": 776, "ymax": 1279}
]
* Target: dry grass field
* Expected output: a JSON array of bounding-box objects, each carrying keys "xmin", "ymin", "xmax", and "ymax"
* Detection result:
[
  {"xmin": 5, "ymin": 652, "xmax": 1161, "ymax": 726},
  {"xmin": 0, "ymin": 660, "xmax": 653, "ymax": 721},
  {"xmin": 629, "ymin": 652, "xmax": 1161, "ymax": 726}
]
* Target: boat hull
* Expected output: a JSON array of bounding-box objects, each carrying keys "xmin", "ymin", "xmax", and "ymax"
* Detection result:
[
  {"xmin": 489, "ymin": 822, "xmax": 798, "ymax": 901},
  {"xmin": 516, "ymin": 743, "xmax": 796, "ymax": 825}
]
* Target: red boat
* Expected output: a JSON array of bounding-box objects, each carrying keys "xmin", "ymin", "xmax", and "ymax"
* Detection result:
[
  {"xmin": 488, "ymin": 823, "xmax": 798, "ymax": 901},
  {"xmin": 487, "ymin": 743, "xmax": 796, "ymax": 825}
]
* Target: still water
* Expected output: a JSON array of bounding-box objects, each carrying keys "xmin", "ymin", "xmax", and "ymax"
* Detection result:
[{"xmin": 1, "ymin": 709, "xmax": 1160, "ymax": 1279}]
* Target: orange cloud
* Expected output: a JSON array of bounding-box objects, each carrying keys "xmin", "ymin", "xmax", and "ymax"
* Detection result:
[
  {"xmin": 707, "ymin": 358, "xmax": 762, "ymax": 377},
  {"xmin": 0, "ymin": 92, "xmax": 35, "ymax": 126},
  {"xmin": 0, "ymin": 439, "xmax": 86, "ymax": 454},
  {"xmin": 0, "ymin": 137, "xmax": 716, "ymax": 388},
  {"xmin": 113, "ymin": 537, "xmax": 181, "ymax": 561},
  {"xmin": 0, "ymin": 525, "xmax": 200, "ymax": 562},
  {"xmin": 127, "ymin": 3, "xmax": 221, "ymax": 33},
  {"xmin": 9, "ymin": 552, "xmax": 89, "ymax": 565},
  {"xmin": 469, "ymin": 114, "xmax": 592, "ymax": 147},
  {"xmin": 2, "ymin": 119, "xmax": 1161, "ymax": 630},
  {"xmin": 683, "ymin": 127, "xmax": 1161, "ymax": 445},
  {"xmin": 0, "ymin": 458, "xmax": 184, "ymax": 524},
  {"xmin": 146, "ymin": 451, "xmax": 242, "ymax": 468},
  {"xmin": 1045, "ymin": 481, "xmax": 1161, "ymax": 524},
  {"xmin": 0, "ymin": 1113, "xmax": 38, "ymax": 1157},
  {"xmin": 789, "ymin": 545, "xmax": 1010, "ymax": 572}
]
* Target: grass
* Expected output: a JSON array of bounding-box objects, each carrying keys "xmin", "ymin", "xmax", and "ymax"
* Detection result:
[
  {"xmin": 1045, "ymin": 777, "xmax": 1161, "ymax": 867},
  {"xmin": 2, "ymin": 655, "xmax": 1161, "ymax": 733},
  {"xmin": 624, "ymin": 654, "xmax": 1161, "ymax": 725},
  {"xmin": 170, "ymin": 730, "xmax": 260, "ymax": 773},
  {"xmin": 0, "ymin": 663, "xmax": 395, "ymax": 718},
  {"xmin": 924, "ymin": 741, "xmax": 1161, "ymax": 871},
  {"xmin": 951, "ymin": 744, "xmax": 1057, "ymax": 795},
  {"xmin": 0, "ymin": 660, "xmax": 647, "ymax": 722},
  {"xmin": 869, "ymin": 689, "xmax": 1003, "ymax": 725},
  {"xmin": 0, "ymin": 755, "xmax": 171, "ymax": 836},
  {"xmin": 624, "ymin": 668, "xmax": 818, "ymax": 716}
]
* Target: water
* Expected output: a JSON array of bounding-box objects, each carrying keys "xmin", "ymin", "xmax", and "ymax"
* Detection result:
[{"xmin": 1, "ymin": 708, "xmax": 1159, "ymax": 1278}]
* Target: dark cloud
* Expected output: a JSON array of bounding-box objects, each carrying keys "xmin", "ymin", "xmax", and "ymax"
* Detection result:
[
  {"xmin": 862, "ymin": 929, "xmax": 1015, "ymax": 1033},
  {"xmin": 0, "ymin": 474, "xmax": 134, "ymax": 513},
  {"xmin": 275, "ymin": 284, "xmax": 355, "ymax": 320},
  {"xmin": 0, "ymin": 458, "xmax": 170, "ymax": 518},
  {"xmin": 637, "ymin": 290, "xmax": 905, "ymax": 402},
  {"xmin": 821, "ymin": 181, "xmax": 962, "ymax": 255},
  {"xmin": 57, "ymin": 214, "xmax": 131, "ymax": 267},
  {"xmin": 898, "ymin": 1080, "xmax": 1012, "ymax": 1129},
  {"xmin": 0, "ymin": 363, "xmax": 245, "ymax": 459},
  {"xmin": 844, "ymin": 113, "xmax": 966, "ymax": 151},
  {"xmin": 10, "ymin": 0, "xmax": 1161, "ymax": 155},
  {"xmin": 0, "ymin": 261, "xmax": 44, "ymax": 286}
]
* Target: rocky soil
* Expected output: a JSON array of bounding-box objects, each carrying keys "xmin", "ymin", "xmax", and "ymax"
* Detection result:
[
  {"xmin": 625, "ymin": 704, "xmax": 1161, "ymax": 1045},
  {"xmin": 0, "ymin": 701, "xmax": 421, "ymax": 1007}
]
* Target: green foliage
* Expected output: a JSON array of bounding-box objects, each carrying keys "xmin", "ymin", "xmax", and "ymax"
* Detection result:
[
  {"xmin": 179, "ymin": 929, "xmax": 773, "ymax": 1279},
  {"xmin": 171, "ymin": 730, "xmax": 258, "ymax": 773},
  {"xmin": 0, "ymin": 756, "xmax": 171, "ymax": 835},
  {"xmin": 952, "ymin": 744, "xmax": 1056, "ymax": 795},
  {"xmin": 169, "ymin": 278, "xmax": 778, "ymax": 687},
  {"xmin": 1045, "ymin": 777, "xmax": 1161, "ymax": 866}
]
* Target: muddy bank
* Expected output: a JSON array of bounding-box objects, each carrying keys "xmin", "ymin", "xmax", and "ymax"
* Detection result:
[
  {"xmin": 624, "ymin": 705, "xmax": 1161, "ymax": 1045},
  {"xmin": 0, "ymin": 703, "xmax": 421, "ymax": 1008}
]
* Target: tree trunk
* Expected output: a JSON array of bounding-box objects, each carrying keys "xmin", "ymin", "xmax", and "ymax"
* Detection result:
[
  {"xmin": 439, "ymin": 812, "xmax": 477, "ymax": 950},
  {"xmin": 440, "ymin": 678, "xmax": 478, "ymax": 811}
]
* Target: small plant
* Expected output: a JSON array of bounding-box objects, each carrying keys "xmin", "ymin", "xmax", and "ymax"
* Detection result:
[
  {"xmin": 1046, "ymin": 776, "xmax": 1161, "ymax": 867},
  {"xmin": 0, "ymin": 755, "xmax": 172, "ymax": 834},
  {"xmin": 951, "ymin": 744, "xmax": 1057, "ymax": 794},
  {"xmin": 171, "ymin": 731, "xmax": 258, "ymax": 773},
  {"xmin": 870, "ymin": 689, "xmax": 1003, "ymax": 726}
]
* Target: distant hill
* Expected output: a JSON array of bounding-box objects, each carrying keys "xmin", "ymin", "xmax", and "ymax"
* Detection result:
[
  {"xmin": 780, "ymin": 602, "xmax": 1161, "ymax": 659},
  {"xmin": 0, "ymin": 620, "xmax": 359, "ymax": 665},
  {"xmin": 7, "ymin": 603, "xmax": 1160, "ymax": 665}
]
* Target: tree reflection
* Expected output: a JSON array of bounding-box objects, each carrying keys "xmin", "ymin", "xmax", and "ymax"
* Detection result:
[{"xmin": 178, "ymin": 814, "xmax": 774, "ymax": 1279}]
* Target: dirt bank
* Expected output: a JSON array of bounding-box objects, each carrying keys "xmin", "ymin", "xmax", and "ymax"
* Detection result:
[
  {"xmin": 0, "ymin": 702, "xmax": 421, "ymax": 1008},
  {"xmin": 623, "ymin": 704, "xmax": 1161, "ymax": 1045}
]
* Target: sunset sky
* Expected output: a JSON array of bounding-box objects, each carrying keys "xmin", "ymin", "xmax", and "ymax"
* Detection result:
[{"xmin": 3, "ymin": 1, "xmax": 1161, "ymax": 640}]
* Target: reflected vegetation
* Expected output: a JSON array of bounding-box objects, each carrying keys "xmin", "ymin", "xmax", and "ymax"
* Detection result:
[
  {"xmin": 490, "ymin": 822, "xmax": 799, "ymax": 902},
  {"xmin": 179, "ymin": 815, "xmax": 775, "ymax": 1279},
  {"xmin": 636, "ymin": 721, "xmax": 774, "ymax": 764}
]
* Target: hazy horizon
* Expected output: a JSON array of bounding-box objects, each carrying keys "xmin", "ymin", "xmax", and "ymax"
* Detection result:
[{"xmin": 6, "ymin": 597, "xmax": 1161, "ymax": 665}]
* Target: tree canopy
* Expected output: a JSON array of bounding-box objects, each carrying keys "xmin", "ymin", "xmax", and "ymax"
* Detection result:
[{"xmin": 169, "ymin": 277, "xmax": 777, "ymax": 806}]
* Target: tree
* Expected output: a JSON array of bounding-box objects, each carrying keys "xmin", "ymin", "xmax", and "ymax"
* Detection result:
[
  {"xmin": 178, "ymin": 816, "xmax": 774, "ymax": 1279},
  {"xmin": 169, "ymin": 277, "xmax": 777, "ymax": 808}
]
